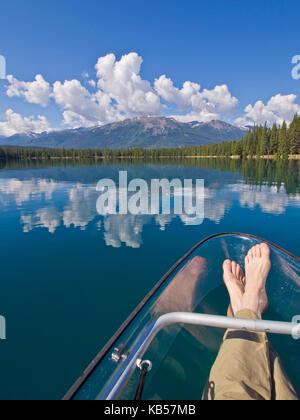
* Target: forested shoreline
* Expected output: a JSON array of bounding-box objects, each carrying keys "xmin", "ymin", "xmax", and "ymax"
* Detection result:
[{"xmin": 0, "ymin": 115, "xmax": 299, "ymax": 161}]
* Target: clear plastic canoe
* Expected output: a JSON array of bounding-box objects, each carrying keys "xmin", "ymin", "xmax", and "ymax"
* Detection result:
[{"xmin": 64, "ymin": 233, "xmax": 300, "ymax": 400}]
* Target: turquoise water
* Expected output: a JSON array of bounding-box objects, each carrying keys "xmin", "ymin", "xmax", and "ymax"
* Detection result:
[{"xmin": 0, "ymin": 159, "xmax": 299, "ymax": 400}]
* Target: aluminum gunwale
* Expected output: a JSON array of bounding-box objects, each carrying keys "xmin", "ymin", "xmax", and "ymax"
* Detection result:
[{"xmin": 63, "ymin": 232, "xmax": 300, "ymax": 400}]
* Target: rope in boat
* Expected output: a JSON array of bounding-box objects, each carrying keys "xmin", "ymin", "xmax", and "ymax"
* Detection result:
[{"xmin": 133, "ymin": 360, "xmax": 152, "ymax": 401}]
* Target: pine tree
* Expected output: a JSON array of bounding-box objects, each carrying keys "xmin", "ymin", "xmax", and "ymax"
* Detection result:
[
  {"xmin": 270, "ymin": 123, "xmax": 278, "ymax": 156},
  {"xmin": 278, "ymin": 121, "xmax": 289, "ymax": 159},
  {"xmin": 289, "ymin": 115, "xmax": 300, "ymax": 155},
  {"xmin": 259, "ymin": 124, "xmax": 268, "ymax": 156}
]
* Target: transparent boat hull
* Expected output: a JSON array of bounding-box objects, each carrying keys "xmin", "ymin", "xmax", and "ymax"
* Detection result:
[{"xmin": 65, "ymin": 233, "xmax": 300, "ymax": 400}]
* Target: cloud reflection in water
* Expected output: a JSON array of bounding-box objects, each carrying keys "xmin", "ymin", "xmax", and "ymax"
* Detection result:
[{"xmin": 0, "ymin": 177, "xmax": 299, "ymax": 249}]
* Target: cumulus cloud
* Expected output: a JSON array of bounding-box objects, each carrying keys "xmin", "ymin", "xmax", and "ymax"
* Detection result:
[
  {"xmin": 155, "ymin": 75, "xmax": 238, "ymax": 122},
  {"xmin": 236, "ymin": 94, "xmax": 300, "ymax": 127},
  {"xmin": 4, "ymin": 53, "xmax": 163, "ymax": 131},
  {"xmin": 6, "ymin": 74, "xmax": 52, "ymax": 107},
  {"xmin": 52, "ymin": 79, "xmax": 121, "ymax": 128},
  {"xmin": 95, "ymin": 53, "xmax": 162, "ymax": 116},
  {"xmin": 87, "ymin": 79, "xmax": 96, "ymax": 88},
  {"xmin": 0, "ymin": 109, "xmax": 50, "ymax": 136},
  {"xmin": 3, "ymin": 52, "xmax": 300, "ymax": 135}
]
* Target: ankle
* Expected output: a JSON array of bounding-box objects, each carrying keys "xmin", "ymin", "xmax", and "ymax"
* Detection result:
[
  {"xmin": 243, "ymin": 290, "xmax": 266, "ymax": 304},
  {"xmin": 241, "ymin": 297, "xmax": 262, "ymax": 319}
]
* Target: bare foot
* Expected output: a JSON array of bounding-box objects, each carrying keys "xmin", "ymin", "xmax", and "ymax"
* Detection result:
[
  {"xmin": 223, "ymin": 244, "xmax": 271, "ymax": 319},
  {"xmin": 223, "ymin": 260, "xmax": 245, "ymax": 317},
  {"xmin": 243, "ymin": 243, "xmax": 271, "ymax": 318}
]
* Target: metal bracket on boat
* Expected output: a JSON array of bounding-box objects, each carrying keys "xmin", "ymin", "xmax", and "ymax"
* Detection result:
[{"xmin": 111, "ymin": 344, "xmax": 130, "ymax": 364}]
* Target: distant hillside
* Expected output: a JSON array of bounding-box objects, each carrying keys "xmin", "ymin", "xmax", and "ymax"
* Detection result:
[{"xmin": 0, "ymin": 116, "xmax": 247, "ymax": 149}]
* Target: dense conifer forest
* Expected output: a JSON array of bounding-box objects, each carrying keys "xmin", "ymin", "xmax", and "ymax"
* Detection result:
[{"xmin": 0, "ymin": 115, "xmax": 299, "ymax": 161}]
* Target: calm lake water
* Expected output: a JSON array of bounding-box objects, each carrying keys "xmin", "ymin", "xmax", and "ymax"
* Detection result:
[{"xmin": 0, "ymin": 158, "xmax": 299, "ymax": 400}]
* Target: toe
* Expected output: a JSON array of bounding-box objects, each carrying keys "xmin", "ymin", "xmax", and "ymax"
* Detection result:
[
  {"xmin": 234, "ymin": 262, "xmax": 238, "ymax": 278},
  {"xmin": 249, "ymin": 246, "xmax": 255, "ymax": 259},
  {"xmin": 235, "ymin": 263, "xmax": 240, "ymax": 278},
  {"xmin": 256, "ymin": 244, "xmax": 261, "ymax": 258},
  {"xmin": 236, "ymin": 263, "xmax": 244, "ymax": 281},
  {"xmin": 260, "ymin": 243, "xmax": 270, "ymax": 257},
  {"xmin": 223, "ymin": 260, "xmax": 236, "ymax": 286},
  {"xmin": 223, "ymin": 259, "xmax": 232, "ymax": 274},
  {"xmin": 232, "ymin": 261, "xmax": 237, "ymax": 274}
]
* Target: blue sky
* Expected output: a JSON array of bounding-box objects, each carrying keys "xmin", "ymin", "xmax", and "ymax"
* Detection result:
[{"xmin": 0, "ymin": 0, "xmax": 300, "ymax": 136}]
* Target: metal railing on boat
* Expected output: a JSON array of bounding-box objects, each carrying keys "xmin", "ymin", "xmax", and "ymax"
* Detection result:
[{"xmin": 103, "ymin": 312, "xmax": 300, "ymax": 400}]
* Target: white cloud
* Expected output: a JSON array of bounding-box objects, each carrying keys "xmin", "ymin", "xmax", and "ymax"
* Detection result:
[
  {"xmin": 155, "ymin": 75, "xmax": 238, "ymax": 122},
  {"xmin": 231, "ymin": 184, "xmax": 300, "ymax": 214},
  {"xmin": 21, "ymin": 207, "xmax": 61, "ymax": 234},
  {"xmin": 236, "ymin": 94, "xmax": 300, "ymax": 127},
  {"xmin": 52, "ymin": 79, "xmax": 122, "ymax": 128},
  {"xmin": 0, "ymin": 109, "xmax": 50, "ymax": 136},
  {"xmin": 6, "ymin": 74, "xmax": 52, "ymax": 107},
  {"xmin": 88, "ymin": 79, "xmax": 96, "ymax": 88},
  {"xmin": 103, "ymin": 214, "xmax": 152, "ymax": 248},
  {"xmin": 202, "ymin": 85, "xmax": 239, "ymax": 114},
  {"xmin": 0, "ymin": 178, "xmax": 57, "ymax": 205},
  {"xmin": 95, "ymin": 52, "xmax": 162, "ymax": 116},
  {"xmin": 155, "ymin": 76, "xmax": 201, "ymax": 110},
  {"xmin": 1, "ymin": 176, "xmax": 299, "ymax": 245},
  {"xmin": 203, "ymin": 187, "xmax": 232, "ymax": 223},
  {"xmin": 3, "ymin": 52, "xmax": 300, "ymax": 135},
  {"xmin": 62, "ymin": 185, "xmax": 98, "ymax": 229}
]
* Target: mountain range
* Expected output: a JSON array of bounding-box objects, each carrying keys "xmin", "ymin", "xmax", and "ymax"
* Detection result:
[{"xmin": 0, "ymin": 116, "xmax": 247, "ymax": 149}]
